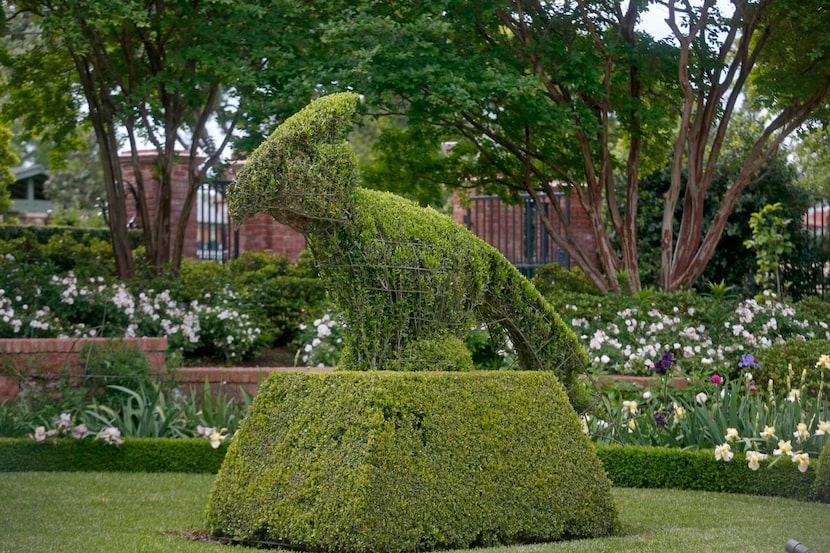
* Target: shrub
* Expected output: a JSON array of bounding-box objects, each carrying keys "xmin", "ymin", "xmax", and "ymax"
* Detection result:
[
  {"xmin": 532, "ymin": 263, "xmax": 602, "ymax": 296},
  {"xmin": 596, "ymin": 445, "xmax": 817, "ymax": 501},
  {"xmin": 239, "ymin": 275, "xmax": 327, "ymax": 346},
  {"xmin": 0, "ymin": 437, "xmax": 227, "ymax": 473},
  {"xmin": 815, "ymin": 439, "xmax": 830, "ymax": 502},
  {"xmin": 753, "ymin": 338, "xmax": 830, "ymax": 394},
  {"xmin": 206, "ymin": 371, "xmax": 619, "ymax": 552},
  {"xmin": 78, "ymin": 339, "xmax": 154, "ymax": 402}
]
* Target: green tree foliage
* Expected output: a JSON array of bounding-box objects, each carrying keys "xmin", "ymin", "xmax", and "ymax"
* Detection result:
[
  {"xmin": 636, "ymin": 134, "xmax": 812, "ymax": 294},
  {"xmin": 0, "ymin": 1, "xmax": 317, "ymax": 276},
  {"xmin": 0, "ymin": 124, "xmax": 18, "ymax": 214},
  {"xmin": 744, "ymin": 203, "xmax": 794, "ymax": 295},
  {"xmin": 310, "ymin": 0, "xmax": 830, "ymax": 293}
]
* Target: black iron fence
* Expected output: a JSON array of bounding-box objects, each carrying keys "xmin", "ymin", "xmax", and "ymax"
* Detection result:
[
  {"xmin": 794, "ymin": 202, "xmax": 830, "ymax": 299},
  {"xmin": 196, "ymin": 180, "xmax": 238, "ymax": 262},
  {"xmin": 461, "ymin": 193, "xmax": 570, "ymax": 277}
]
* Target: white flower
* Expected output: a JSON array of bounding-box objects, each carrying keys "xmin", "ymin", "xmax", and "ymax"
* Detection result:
[
  {"xmin": 760, "ymin": 425, "xmax": 777, "ymax": 440},
  {"xmin": 317, "ymin": 323, "xmax": 332, "ymax": 338},
  {"xmin": 98, "ymin": 427, "xmax": 123, "ymax": 446},
  {"xmin": 793, "ymin": 452, "xmax": 810, "ymax": 473},
  {"xmin": 71, "ymin": 424, "xmax": 91, "ymax": 439},
  {"xmin": 642, "ymin": 391, "xmax": 652, "ymax": 400},
  {"xmin": 816, "ymin": 420, "xmax": 830, "ymax": 436},
  {"xmin": 208, "ymin": 430, "xmax": 226, "ymax": 449},
  {"xmin": 674, "ymin": 405, "xmax": 686, "ymax": 420},
  {"xmin": 724, "ymin": 428, "xmax": 740, "ymax": 442},
  {"xmin": 794, "ymin": 422, "xmax": 810, "ymax": 442},
  {"xmin": 714, "ymin": 443, "xmax": 733, "ymax": 462},
  {"xmin": 31, "ymin": 426, "xmax": 47, "ymax": 443},
  {"xmin": 787, "ymin": 389, "xmax": 801, "ymax": 402},
  {"xmin": 746, "ymin": 450, "xmax": 767, "ymax": 471},
  {"xmin": 773, "ymin": 439, "xmax": 793, "ymax": 457},
  {"xmin": 621, "ymin": 400, "xmax": 638, "ymax": 417},
  {"xmin": 695, "ymin": 392, "xmax": 708, "ymax": 404},
  {"xmin": 600, "ymin": 354, "xmax": 610, "ymax": 364},
  {"xmin": 580, "ymin": 417, "xmax": 589, "ymax": 434},
  {"xmin": 55, "ymin": 413, "xmax": 73, "ymax": 432}
]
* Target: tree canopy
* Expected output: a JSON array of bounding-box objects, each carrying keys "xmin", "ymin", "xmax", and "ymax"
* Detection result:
[
  {"xmin": 0, "ymin": 0, "xmax": 319, "ymax": 276},
  {"xmin": 310, "ymin": 0, "xmax": 830, "ymax": 292}
]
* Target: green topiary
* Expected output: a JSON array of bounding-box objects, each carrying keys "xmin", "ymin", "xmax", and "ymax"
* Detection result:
[
  {"xmin": 815, "ymin": 439, "xmax": 830, "ymax": 503},
  {"xmin": 206, "ymin": 371, "xmax": 619, "ymax": 552},
  {"xmin": 229, "ymin": 93, "xmax": 589, "ymax": 409}
]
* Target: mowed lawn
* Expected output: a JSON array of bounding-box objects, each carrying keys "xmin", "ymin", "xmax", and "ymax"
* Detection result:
[{"xmin": 1, "ymin": 472, "xmax": 829, "ymax": 553}]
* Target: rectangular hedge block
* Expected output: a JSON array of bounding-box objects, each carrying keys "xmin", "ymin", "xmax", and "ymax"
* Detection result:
[{"xmin": 206, "ymin": 371, "xmax": 619, "ymax": 552}]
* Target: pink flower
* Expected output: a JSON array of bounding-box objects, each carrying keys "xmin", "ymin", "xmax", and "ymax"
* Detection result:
[
  {"xmin": 710, "ymin": 374, "xmax": 724, "ymax": 385},
  {"xmin": 749, "ymin": 384, "xmax": 758, "ymax": 391}
]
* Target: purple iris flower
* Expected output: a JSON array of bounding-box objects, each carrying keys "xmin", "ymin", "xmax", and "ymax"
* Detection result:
[
  {"xmin": 738, "ymin": 353, "xmax": 761, "ymax": 369},
  {"xmin": 652, "ymin": 350, "xmax": 675, "ymax": 375}
]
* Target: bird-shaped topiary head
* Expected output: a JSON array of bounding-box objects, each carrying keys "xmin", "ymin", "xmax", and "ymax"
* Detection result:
[{"xmin": 228, "ymin": 92, "xmax": 361, "ymax": 232}]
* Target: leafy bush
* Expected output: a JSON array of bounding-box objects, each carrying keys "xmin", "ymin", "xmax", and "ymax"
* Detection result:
[
  {"xmin": 815, "ymin": 439, "xmax": 830, "ymax": 502},
  {"xmin": 753, "ymin": 338, "xmax": 830, "ymax": 394},
  {"xmin": 597, "ymin": 445, "xmax": 817, "ymax": 501},
  {"xmin": 532, "ymin": 263, "xmax": 602, "ymax": 296},
  {"xmin": 207, "ymin": 371, "xmax": 619, "ymax": 552},
  {"xmin": 78, "ymin": 339, "xmax": 154, "ymax": 402},
  {"xmin": 0, "ymin": 227, "xmax": 142, "ymax": 278},
  {"xmin": 542, "ymin": 289, "xmax": 830, "ymax": 378}
]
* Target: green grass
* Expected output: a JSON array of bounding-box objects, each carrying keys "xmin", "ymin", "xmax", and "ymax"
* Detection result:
[{"xmin": 1, "ymin": 472, "xmax": 829, "ymax": 553}]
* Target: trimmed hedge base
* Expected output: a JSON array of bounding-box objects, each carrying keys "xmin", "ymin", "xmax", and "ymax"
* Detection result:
[
  {"xmin": 206, "ymin": 371, "xmax": 618, "ymax": 553},
  {"xmin": 1, "ymin": 437, "xmax": 826, "ymax": 504},
  {"xmin": 0, "ymin": 437, "xmax": 227, "ymax": 473}
]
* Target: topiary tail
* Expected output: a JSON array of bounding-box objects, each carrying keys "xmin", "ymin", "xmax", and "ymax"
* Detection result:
[{"xmin": 476, "ymin": 250, "xmax": 591, "ymax": 411}]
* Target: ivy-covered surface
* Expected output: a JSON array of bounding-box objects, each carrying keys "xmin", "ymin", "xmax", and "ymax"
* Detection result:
[
  {"xmin": 229, "ymin": 92, "xmax": 588, "ymax": 408},
  {"xmin": 206, "ymin": 371, "xmax": 619, "ymax": 552}
]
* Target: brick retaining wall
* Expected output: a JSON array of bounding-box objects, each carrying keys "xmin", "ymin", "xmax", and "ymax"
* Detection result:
[
  {"xmin": 0, "ymin": 337, "xmax": 168, "ymax": 401},
  {"xmin": 171, "ymin": 366, "xmax": 333, "ymax": 400}
]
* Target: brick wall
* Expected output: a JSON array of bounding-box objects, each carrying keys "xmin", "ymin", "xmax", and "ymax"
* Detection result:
[
  {"xmin": 0, "ymin": 337, "xmax": 168, "ymax": 401},
  {"xmin": 120, "ymin": 151, "xmax": 201, "ymax": 259},
  {"xmin": 120, "ymin": 152, "xmax": 307, "ymax": 262},
  {"xmin": 236, "ymin": 214, "xmax": 307, "ymax": 261},
  {"xmin": 451, "ymin": 189, "xmax": 598, "ymax": 270}
]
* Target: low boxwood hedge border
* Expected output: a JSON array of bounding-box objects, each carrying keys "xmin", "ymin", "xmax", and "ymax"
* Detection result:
[
  {"xmin": 0, "ymin": 438, "xmax": 824, "ymax": 503},
  {"xmin": 0, "ymin": 437, "xmax": 227, "ymax": 473},
  {"xmin": 596, "ymin": 444, "xmax": 819, "ymax": 502}
]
